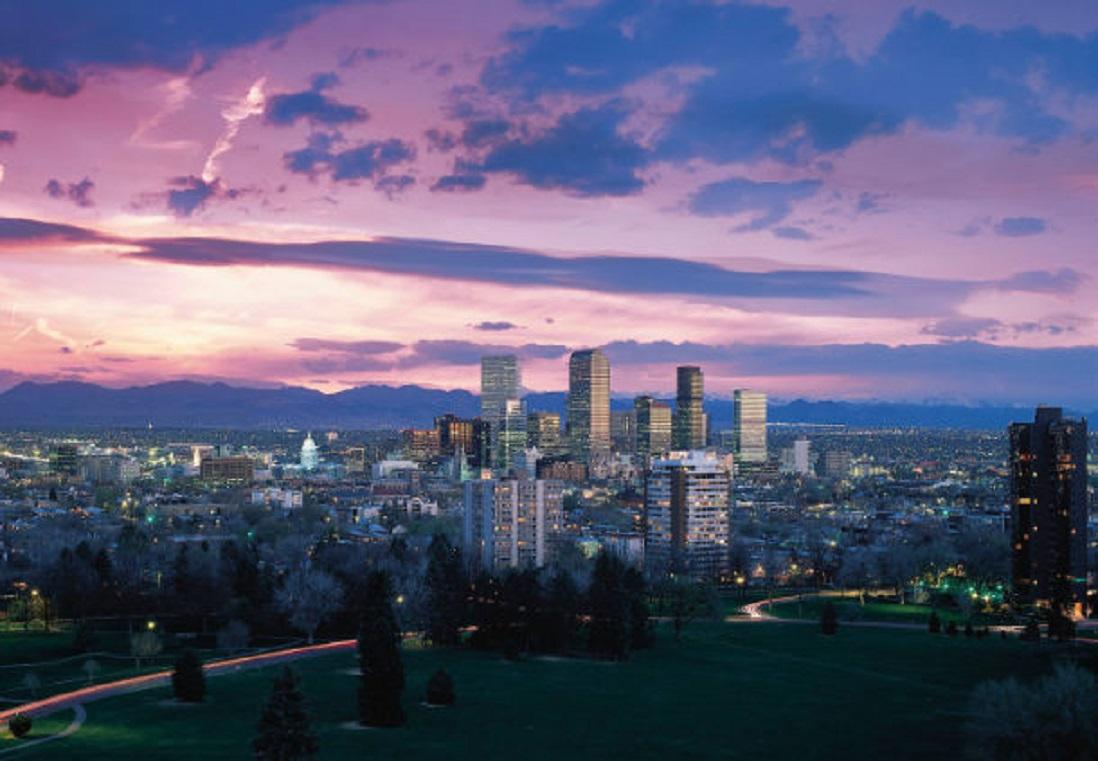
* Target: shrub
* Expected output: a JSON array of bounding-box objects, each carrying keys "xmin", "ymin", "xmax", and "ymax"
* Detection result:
[
  {"xmin": 8, "ymin": 714, "xmax": 32, "ymax": 739},
  {"xmin": 928, "ymin": 611, "xmax": 941, "ymax": 634},
  {"xmin": 820, "ymin": 601, "xmax": 838, "ymax": 636},
  {"xmin": 171, "ymin": 649, "xmax": 206, "ymax": 703},
  {"xmin": 425, "ymin": 668, "xmax": 456, "ymax": 706}
]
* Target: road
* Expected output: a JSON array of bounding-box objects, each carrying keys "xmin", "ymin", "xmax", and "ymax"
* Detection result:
[{"xmin": 0, "ymin": 639, "xmax": 356, "ymax": 728}]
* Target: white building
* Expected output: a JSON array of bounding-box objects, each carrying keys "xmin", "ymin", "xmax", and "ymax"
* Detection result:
[
  {"xmin": 779, "ymin": 437, "xmax": 812, "ymax": 476},
  {"xmin": 300, "ymin": 433, "xmax": 319, "ymax": 471},
  {"xmin": 463, "ymin": 478, "xmax": 564, "ymax": 572},
  {"xmin": 251, "ymin": 487, "xmax": 304, "ymax": 511},
  {"xmin": 645, "ymin": 451, "xmax": 731, "ymax": 580}
]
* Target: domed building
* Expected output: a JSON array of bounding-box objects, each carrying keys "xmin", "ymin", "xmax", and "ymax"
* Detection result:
[{"xmin": 300, "ymin": 432, "xmax": 319, "ymax": 471}]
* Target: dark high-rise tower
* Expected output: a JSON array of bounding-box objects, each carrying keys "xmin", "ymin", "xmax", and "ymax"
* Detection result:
[
  {"xmin": 1010, "ymin": 406, "xmax": 1088, "ymax": 618},
  {"xmin": 673, "ymin": 366, "xmax": 705, "ymax": 450}
]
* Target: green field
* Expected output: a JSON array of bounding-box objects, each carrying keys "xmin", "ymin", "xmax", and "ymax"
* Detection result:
[
  {"xmin": 767, "ymin": 596, "xmax": 1009, "ymax": 628},
  {"xmin": 1, "ymin": 621, "xmax": 1071, "ymax": 760}
]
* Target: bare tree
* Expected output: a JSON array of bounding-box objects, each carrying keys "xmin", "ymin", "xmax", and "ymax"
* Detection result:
[
  {"xmin": 967, "ymin": 664, "xmax": 1098, "ymax": 761},
  {"xmin": 276, "ymin": 568, "xmax": 343, "ymax": 644}
]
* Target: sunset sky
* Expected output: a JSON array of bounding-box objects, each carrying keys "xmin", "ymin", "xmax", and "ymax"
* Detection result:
[{"xmin": 2, "ymin": 0, "xmax": 1098, "ymax": 404}]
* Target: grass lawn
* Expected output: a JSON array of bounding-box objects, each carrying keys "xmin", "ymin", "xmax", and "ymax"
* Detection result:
[
  {"xmin": 4, "ymin": 621, "xmax": 1072, "ymax": 761},
  {"xmin": 0, "ymin": 710, "xmax": 76, "ymax": 748},
  {"xmin": 768, "ymin": 596, "xmax": 1007, "ymax": 628}
]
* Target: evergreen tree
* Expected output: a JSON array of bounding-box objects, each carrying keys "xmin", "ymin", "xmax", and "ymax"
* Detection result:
[
  {"xmin": 425, "ymin": 668, "xmax": 456, "ymax": 706},
  {"xmin": 253, "ymin": 667, "xmax": 317, "ymax": 761},
  {"xmin": 820, "ymin": 600, "xmax": 839, "ymax": 635},
  {"xmin": 540, "ymin": 569, "xmax": 580, "ymax": 654},
  {"xmin": 424, "ymin": 533, "xmax": 466, "ymax": 647},
  {"xmin": 357, "ymin": 571, "xmax": 405, "ymax": 727},
  {"xmin": 468, "ymin": 571, "xmax": 505, "ymax": 651},
  {"xmin": 172, "ymin": 649, "xmax": 206, "ymax": 703},
  {"xmin": 587, "ymin": 552, "xmax": 629, "ymax": 660},
  {"xmin": 928, "ymin": 611, "xmax": 941, "ymax": 634},
  {"xmin": 501, "ymin": 569, "xmax": 542, "ymax": 658},
  {"xmin": 623, "ymin": 567, "xmax": 653, "ymax": 649}
]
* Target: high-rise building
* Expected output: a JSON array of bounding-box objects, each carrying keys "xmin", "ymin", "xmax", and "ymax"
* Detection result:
[
  {"xmin": 481, "ymin": 355, "xmax": 522, "ymax": 470},
  {"xmin": 611, "ymin": 410, "xmax": 636, "ymax": 453},
  {"xmin": 1010, "ymin": 407, "xmax": 1088, "ymax": 617},
  {"xmin": 644, "ymin": 451, "xmax": 731, "ymax": 580},
  {"xmin": 435, "ymin": 414, "xmax": 476, "ymax": 457},
  {"xmin": 567, "ymin": 349, "xmax": 611, "ymax": 464},
  {"xmin": 673, "ymin": 366, "xmax": 706, "ymax": 450},
  {"xmin": 527, "ymin": 411, "xmax": 562, "ymax": 455},
  {"xmin": 634, "ymin": 396, "xmax": 672, "ymax": 459},
  {"xmin": 779, "ymin": 437, "xmax": 812, "ymax": 476},
  {"xmin": 402, "ymin": 428, "xmax": 440, "ymax": 462},
  {"xmin": 733, "ymin": 390, "xmax": 767, "ymax": 464},
  {"xmin": 497, "ymin": 398, "xmax": 527, "ymax": 473},
  {"xmin": 464, "ymin": 478, "xmax": 565, "ymax": 572},
  {"xmin": 51, "ymin": 443, "xmax": 80, "ymax": 476}
]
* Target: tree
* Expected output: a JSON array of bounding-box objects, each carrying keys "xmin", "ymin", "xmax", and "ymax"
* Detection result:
[
  {"xmin": 275, "ymin": 568, "xmax": 343, "ymax": 644},
  {"xmin": 425, "ymin": 668, "xmax": 455, "ymax": 706},
  {"xmin": 253, "ymin": 667, "xmax": 318, "ymax": 761},
  {"xmin": 928, "ymin": 611, "xmax": 941, "ymax": 634},
  {"xmin": 967, "ymin": 664, "xmax": 1098, "ymax": 761},
  {"xmin": 130, "ymin": 629, "xmax": 163, "ymax": 669},
  {"xmin": 217, "ymin": 620, "xmax": 250, "ymax": 653},
  {"xmin": 357, "ymin": 571, "xmax": 405, "ymax": 727},
  {"xmin": 424, "ymin": 533, "xmax": 466, "ymax": 647},
  {"xmin": 587, "ymin": 552, "xmax": 629, "ymax": 660},
  {"xmin": 82, "ymin": 659, "xmax": 101, "ymax": 685},
  {"xmin": 820, "ymin": 601, "xmax": 838, "ymax": 635},
  {"xmin": 623, "ymin": 568, "xmax": 653, "ymax": 650},
  {"xmin": 1020, "ymin": 619, "xmax": 1041, "ymax": 642},
  {"xmin": 946, "ymin": 620, "xmax": 958, "ymax": 637},
  {"xmin": 172, "ymin": 649, "xmax": 206, "ymax": 703},
  {"xmin": 7, "ymin": 714, "xmax": 31, "ymax": 739},
  {"xmin": 539, "ymin": 569, "xmax": 580, "ymax": 654},
  {"xmin": 658, "ymin": 576, "xmax": 703, "ymax": 642}
]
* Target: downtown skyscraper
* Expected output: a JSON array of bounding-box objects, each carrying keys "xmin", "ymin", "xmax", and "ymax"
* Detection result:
[
  {"xmin": 733, "ymin": 389, "xmax": 768, "ymax": 464},
  {"xmin": 673, "ymin": 366, "xmax": 706, "ymax": 450},
  {"xmin": 480, "ymin": 355, "xmax": 524, "ymax": 472},
  {"xmin": 566, "ymin": 349, "xmax": 611, "ymax": 465},
  {"xmin": 1010, "ymin": 406, "xmax": 1088, "ymax": 619},
  {"xmin": 634, "ymin": 395, "xmax": 672, "ymax": 459}
]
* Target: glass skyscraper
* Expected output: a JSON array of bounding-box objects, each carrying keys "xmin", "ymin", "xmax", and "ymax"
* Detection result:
[
  {"xmin": 733, "ymin": 389, "xmax": 767, "ymax": 464},
  {"xmin": 566, "ymin": 348, "xmax": 610, "ymax": 464},
  {"xmin": 673, "ymin": 366, "xmax": 706, "ymax": 450},
  {"xmin": 480, "ymin": 354, "xmax": 522, "ymax": 471},
  {"xmin": 634, "ymin": 395, "xmax": 672, "ymax": 459}
]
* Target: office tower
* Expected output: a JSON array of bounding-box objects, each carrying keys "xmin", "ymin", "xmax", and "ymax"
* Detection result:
[
  {"xmin": 634, "ymin": 396, "xmax": 673, "ymax": 459},
  {"xmin": 344, "ymin": 446, "xmax": 366, "ymax": 474},
  {"xmin": 435, "ymin": 413, "xmax": 476, "ymax": 457},
  {"xmin": 780, "ymin": 437, "xmax": 812, "ymax": 476},
  {"xmin": 299, "ymin": 433, "xmax": 319, "ymax": 471},
  {"xmin": 733, "ymin": 389, "xmax": 768, "ymax": 464},
  {"xmin": 1010, "ymin": 407, "xmax": 1088, "ymax": 618},
  {"xmin": 817, "ymin": 449, "xmax": 851, "ymax": 479},
  {"xmin": 481, "ymin": 355, "xmax": 522, "ymax": 470},
  {"xmin": 498, "ymin": 398, "xmax": 527, "ymax": 473},
  {"xmin": 673, "ymin": 366, "xmax": 706, "ymax": 450},
  {"xmin": 51, "ymin": 442, "xmax": 80, "ymax": 476},
  {"xmin": 464, "ymin": 478, "xmax": 564, "ymax": 572},
  {"xmin": 644, "ymin": 451, "xmax": 731, "ymax": 580},
  {"xmin": 611, "ymin": 410, "xmax": 636, "ymax": 453},
  {"xmin": 567, "ymin": 349, "xmax": 611, "ymax": 463},
  {"xmin": 470, "ymin": 419, "xmax": 492, "ymax": 471},
  {"xmin": 527, "ymin": 411, "xmax": 562, "ymax": 455},
  {"xmin": 402, "ymin": 428, "xmax": 440, "ymax": 462}
]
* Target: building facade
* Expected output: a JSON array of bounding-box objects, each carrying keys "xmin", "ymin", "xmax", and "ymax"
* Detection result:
[
  {"xmin": 732, "ymin": 389, "xmax": 768, "ymax": 464},
  {"xmin": 526, "ymin": 411, "xmax": 562, "ymax": 456},
  {"xmin": 673, "ymin": 366, "xmax": 706, "ymax": 450},
  {"xmin": 480, "ymin": 354, "xmax": 522, "ymax": 470},
  {"xmin": 634, "ymin": 396, "xmax": 672, "ymax": 460},
  {"xmin": 566, "ymin": 349, "xmax": 611, "ymax": 465},
  {"xmin": 1010, "ymin": 406, "xmax": 1088, "ymax": 617},
  {"xmin": 644, "ymin": 451, "xmax": 731, "ymax": 580},
  {"xmin": 463, "ymin": 478, "xmax": 564, "ymax": 572}
]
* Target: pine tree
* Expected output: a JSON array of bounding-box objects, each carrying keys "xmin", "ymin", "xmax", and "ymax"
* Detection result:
[
  {"xmin": 540, "ymin": 569, "xmax": 579, "ymax": 654},
  {"xmin": 172, "ymin": 649, "xmax": 206, "ymax": 703},
  {"xmin": 357, "ymin": 571, "xmax": 405, "ymax": 727},
  {"xmin": 425, "ymin": 668, "xmax": 456, "ymax": 706},
  {"xmin": 928, "ymin": 610, "xmax": 941, "ymax": 634},
  {"xmin": 425, "ymin": 533, "xmax": 466, "ymax": 647},
  {"xmin": 623, "ymin": 567, "xmax": 653, "ymax": 649},
  {"xmin": 587, "ymin": 552, "xmax": 629, "ymax": 660},
  {"xmin": 253, "ymin": 667, "xmax": 317, "ymax": 761},
  {"xmin": 820, "ymin": 600, "xmax": 839, "ymax": 635}
]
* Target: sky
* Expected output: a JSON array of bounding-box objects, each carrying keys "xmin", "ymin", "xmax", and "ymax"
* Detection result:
[{"xmin": 2, "ymin": 0, "xmax": 1098, "ymax": 405}]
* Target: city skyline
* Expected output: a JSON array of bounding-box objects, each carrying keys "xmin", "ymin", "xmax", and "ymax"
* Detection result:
[{"xmin": 2, "ymin": 1, "xmax": 1098, "ymax": 405}]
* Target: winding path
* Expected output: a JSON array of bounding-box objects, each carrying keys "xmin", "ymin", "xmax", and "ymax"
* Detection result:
[{"xmin": 0, "ymin": 639, "xmax": 357, "ymax": 752}]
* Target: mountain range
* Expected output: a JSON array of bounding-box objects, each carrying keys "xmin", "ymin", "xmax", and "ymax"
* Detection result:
[{"xmin": 0, "ymin": 380, "xmax": 1085, "ymax": 431}]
